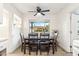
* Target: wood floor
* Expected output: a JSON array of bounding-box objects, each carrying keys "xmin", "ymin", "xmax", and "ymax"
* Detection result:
[{"xmin": 7, "ymin": 46, "xmax": 72, "ymax": 56}]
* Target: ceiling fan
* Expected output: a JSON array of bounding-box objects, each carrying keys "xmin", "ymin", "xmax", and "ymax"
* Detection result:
[{"xmin": 28, "ymin": 6, "xmax": 50, "ymax": 16}]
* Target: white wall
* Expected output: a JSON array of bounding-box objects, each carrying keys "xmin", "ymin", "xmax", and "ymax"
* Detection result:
[
  {"xmin": 22, "ymin": 13, "xmax": 57, "ymax": 38},
  {"xmin": 3, "ymin": 4, "xmax": 23, "ymax": 53},
  {"xmin": 56, "ymin": 4, "xmax": 79, "ymax": 52}
]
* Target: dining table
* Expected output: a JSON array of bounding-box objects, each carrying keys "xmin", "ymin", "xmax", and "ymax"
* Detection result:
[{"xmin": 23, "ymin": 38, "xmax": 55, "ymax": 54}]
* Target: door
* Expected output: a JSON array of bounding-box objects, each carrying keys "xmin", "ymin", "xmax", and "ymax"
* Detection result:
[{"xmin": 71, "ymin": 13, "xmax": 79, "ymax": 56}]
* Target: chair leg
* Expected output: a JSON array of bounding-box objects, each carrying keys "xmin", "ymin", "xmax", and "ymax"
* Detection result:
[
  {"xmin": 47, "ymin": 48, "xmax": 50, "ymax": 55},
  {"xmin": 40, "ymin": 51, "xmax": 42, "ymax": 55},
  {"xmin": 56, "ymin": 44, "xmax": 57, "ymax": 51},
  {"xmin": 47, "ymin": 51, "xmax": 49, "ymax": 55},
  {"xmin": 55, "ymin": 46, "xmax": 57, "ymax": 51},
  {"xmin": 29, "ymin": 50, "xmax": 31, "ymax": 55},
  {"xmin": 53, "ymin": 50, "xmax": 54, "ymax": 54},
  {"xmin": 24, "ymin": 46, "xmax": 26, "ymax": 54},
  {"xmin": 36, "ymin": 51, "xmax": 38, "ymax": 55},
  {"xmin": 36, "ymin": 46, "xmax": 38, "ymax": 55},
  {"xmin": 29, "ymin": 47, "xmax": 31, "ymax": 55},
  {"xmin": 48, "ymin": 49, "xmax": 50, "ymax": 55},
  {"xmin": 21, "ymin": 44, "xmax": 23, "ymax": 52},
  {"xmin": 54, "ymin": 43, "xmax": 57, "ymax": 51}
]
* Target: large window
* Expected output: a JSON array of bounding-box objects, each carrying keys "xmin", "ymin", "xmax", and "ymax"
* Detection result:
[
  {"xmin": 13, "ymin": 14, "xmax": 22, "ymax": 28},
  {"xmin": 1, "ymin": 9, "xmax": 9, "ymax": 26},
  {"xmin": 30, "ymin": 22, "xmax": 49, "ymax": 33}
]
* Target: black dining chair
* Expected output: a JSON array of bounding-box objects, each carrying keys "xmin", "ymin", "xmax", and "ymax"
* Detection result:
[
  {"xmin": 20, "ymin": 33, "xmax": 28, "ymax": 52},
  {"xmin": 20, "ymin": 33, "xmax": 24, "ymax": 51},
  {"xmin": 53, "ymin": 31, "xmax": 58, "ymax": 52},
  {"xmin": 39, "ymin": 33, "xmax": 50, "ymax": 55},
  {"xmin": 28, "ymin": 33, "xmax": 38, "ymax": 55}
]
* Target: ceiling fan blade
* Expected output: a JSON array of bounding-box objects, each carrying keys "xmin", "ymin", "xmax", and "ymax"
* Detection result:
[
  {"xmin": 34, "ymin": 13, "xmax": 38, "ymax": 16},
  {"xmin": 41, "ymin": 12, "xmax": 45, "ymax": 16},
  {"xmin": 41, "ymin": 10, "xmax": 50, "ymax": 12},
  {"xmin": 28, "ymin": 11, "xmax": 36, "ymax": 12}
]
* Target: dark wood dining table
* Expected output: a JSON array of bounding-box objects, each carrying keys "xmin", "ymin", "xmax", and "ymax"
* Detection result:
[{"xmin": 23, "ymin": 38, "xmax": 55, "ymax": 54}]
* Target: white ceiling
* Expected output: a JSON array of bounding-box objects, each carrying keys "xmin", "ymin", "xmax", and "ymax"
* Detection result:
[{"xmin": 11, "ymin": 3, "xmax": 69, "ymax": 15}]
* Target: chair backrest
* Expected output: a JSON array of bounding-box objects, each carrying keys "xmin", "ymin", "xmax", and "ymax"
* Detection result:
[
  {"xmin": 40, "ymin": 33, "xmax": 50, "ymax": 42},
  {"xmin": 53, "ymin": 31, "xmax": 58, "ymax": 40},
  {"xmin": 20, "ymin": 33, "xmax": 24, "ymax": 43},
  {"xmin": 28, "ymin": 33, "xmax": 38, "ymax": 39},
  {"xmin": 28, "ymin": 33, "xmax": 38, "ymax": 44},
  {"xmin": 40, "ymin": 33, "xmax": 50, "ymax": 39}
]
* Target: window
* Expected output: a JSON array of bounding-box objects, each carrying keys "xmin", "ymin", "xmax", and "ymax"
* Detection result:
[
  {"xmin": 13, "ymin": 14, "xmax": 22, "ymax": 28},
  {"xmin": 1, "ymin": 9, "xmax": 9, "ymax": 26},
  {"xmin": 30, "ymin": 22, "xmax": 49, "ymax": 33}
]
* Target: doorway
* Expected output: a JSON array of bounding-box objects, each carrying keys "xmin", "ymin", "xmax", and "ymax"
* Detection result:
[{"xmin": 70, "ymin": 12, "xmax": 79, "ymax": 55}]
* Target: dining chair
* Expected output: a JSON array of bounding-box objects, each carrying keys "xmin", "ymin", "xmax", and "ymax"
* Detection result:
[
  {"xmin": 28, "ymin": 33, "xmax": 38, "ymax": 55},
  {"xmin": 39, "ymin": 39, "xmax": 50, "ymax": 55},
  {"xmin": 53, "ymin": 30, "xmax": 58, "ymax": 52},
  {"xmin": 20, "ymin": 33, "xmax": 24, "ymax": 51},
  {"xmin": 39, "ymin": 33, "xmax": 50, "ymax": 55},
  {"xmin": 20, "ymin": 33, "xmax": 28, "ymax": 52}
]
